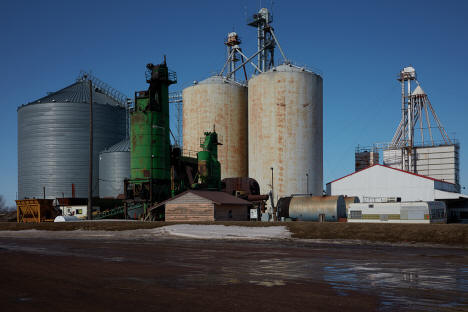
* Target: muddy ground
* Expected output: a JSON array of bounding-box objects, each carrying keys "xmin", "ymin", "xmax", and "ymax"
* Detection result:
[
  {"xmin": 0, "ymin": 221, "xmax": 467, "ymax": 245},
  {"xmin": 0, "ymin": 235, "xmax": 467, "ymax": 311}
]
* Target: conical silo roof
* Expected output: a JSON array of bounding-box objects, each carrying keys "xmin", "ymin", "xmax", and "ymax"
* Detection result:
[
  {"xmin": 101, "ymin": 139, "xmax": 130, "ymax": 153},
  {"xmin": 412, "ymin": 85, "xmax": 426, "ymax": 96},
  {"xmin": 27, "ymin": 77, "xmax": 125, "ymax": 107}
]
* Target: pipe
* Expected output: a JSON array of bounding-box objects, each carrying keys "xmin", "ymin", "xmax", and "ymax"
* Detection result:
[{"xmin": 87, "ymin": 80, "xmax": 93, "ymax": 220}]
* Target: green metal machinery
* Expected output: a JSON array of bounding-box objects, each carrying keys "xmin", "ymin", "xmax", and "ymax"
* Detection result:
[
  {"xmin": 125, "ymin": 59, "xmax": 176, "ymax": 206},
  {"xmin": 194, "ymin": 130, "xmax": 222, "ymax": 190},
  {"xmin": 123, "ymin": 58, "xmax": 223, "ymax": 220}
]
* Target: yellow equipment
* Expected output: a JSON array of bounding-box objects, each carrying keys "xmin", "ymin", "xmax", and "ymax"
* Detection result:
[{"xmin": 16, "ymin": 199, "xmax": 56, "ymax": 223}]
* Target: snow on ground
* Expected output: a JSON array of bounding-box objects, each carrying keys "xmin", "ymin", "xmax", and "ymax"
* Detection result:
[
  {"xmin": 0, "ymin": 225, "xmax": 291, "ymax": 240},
  {"xmin": 159, "ymin": 224, "xmax": 291, "ymax": 240}
]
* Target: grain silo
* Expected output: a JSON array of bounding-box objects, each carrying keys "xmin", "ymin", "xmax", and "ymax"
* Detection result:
[
  {"xmin": 99, "ymin": 139, "xmax": 130, "ymax": 198},
  {"xmin": 248, "ymin": 64, "xmax": 323, "ymax": 199},
  {"xmin": 18, "ymin": 74, "xmax": 126, "ymax": 200},
  {"xmin": 182, "ymin": 76, "xmax": 248, "ymax": 178}
]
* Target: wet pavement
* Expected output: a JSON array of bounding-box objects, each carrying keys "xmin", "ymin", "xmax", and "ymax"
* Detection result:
[{"xmin": 0, "ymin": 236, "xmax": 467, "ymax": 311}]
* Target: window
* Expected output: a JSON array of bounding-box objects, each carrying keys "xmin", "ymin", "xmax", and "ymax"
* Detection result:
[{"xmin": 350, "ymin": 210, "xmax": 362, "ymax": 219}]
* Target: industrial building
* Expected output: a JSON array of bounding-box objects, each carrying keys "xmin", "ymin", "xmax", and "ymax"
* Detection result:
[
  {"xmin": 17, "ymin": 73, "xmax": 127, "ymax": 200},
  {"xmin": 150, "ymin": 190, "xmax": 251, "ymax": 222},
  {"xmin": 182, "ymin": 8, "xmax": 323, "ymax": 207},
  {"xmin": 15, "ymin": 7, "xmax": 466, "ymax": 225},
  {"xmin": 326, "ymin": 164, "xmax": 468, "ymax": 221},
  {"xmin": 327, "ymin": 164, "xmax": 459, "ymax": 201},
  {"xmin": 344, "ymin": 66, "xmax": 467, "ymax": 222},
  {"xmin": 355, "ymin": 67, "xmax": 460, "ymax": 188}
]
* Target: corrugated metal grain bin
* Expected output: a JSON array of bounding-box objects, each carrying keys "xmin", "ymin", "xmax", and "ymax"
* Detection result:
[
  {"xmin": 288, "ymin": 195, "xmax": 346, "ymax": 221},
  {"xmin": 99, "ymin": 139, "xmax": 130, "ymax": 198},
  {"xmin": 182, "ymin": 76, "xmax": 248, "ymax": 178},
  {"xmin": 248, "ymin": 64, "xmax": 323, "ymax": 200},
  {"xmin": 18, "ymin": 77, "xmax": 126, "ymax": 200}
]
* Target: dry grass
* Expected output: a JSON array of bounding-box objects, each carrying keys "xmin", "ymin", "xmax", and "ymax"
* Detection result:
[
  {"xmin": 0, "ymin": 221, "xmax": 467, "ymax": 246},
  {"xmin": 286, "ymin": 222, "xmax": 468, "ymax": 245}
]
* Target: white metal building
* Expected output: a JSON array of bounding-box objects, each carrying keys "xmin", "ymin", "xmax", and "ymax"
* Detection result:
[{"xmin": 326, "ymin": 164, "xmax": 464, "ymax": 201}]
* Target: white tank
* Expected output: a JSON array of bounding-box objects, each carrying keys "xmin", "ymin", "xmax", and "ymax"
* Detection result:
[
  {"xmin": 182, "ymin": 76, "xmax": 248, "ymax": 178},
  {"xmin": 248, "ymin": 64, "xmax": 323, "ymax": 199}
]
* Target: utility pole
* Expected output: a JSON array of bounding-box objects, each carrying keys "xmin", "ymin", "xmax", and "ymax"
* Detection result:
[
  {"xmin": 270, "ymin": 166, "xmax": 277, "ymax": 221},
  {"xmin": 87, "ymin": 79, "xmax": 93, "ymax": 220}
]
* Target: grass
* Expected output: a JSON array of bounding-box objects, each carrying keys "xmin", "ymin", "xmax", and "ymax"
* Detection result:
[{"xmin": 0, "ymin": 221, "xmax": 467, "ymax": 246}]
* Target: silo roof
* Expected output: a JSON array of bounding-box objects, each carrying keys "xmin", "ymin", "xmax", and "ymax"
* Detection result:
[
  {"xmin": 264, "ymin": 63, "xmax": 322, "ymax": 77},
  {"xmin": 101, "ymin": 139, "xmax": 130, "ymax": 153},
  {"xmin": 412, "ymin": 85, "xmax": 426, "ymax": 96},
  {"xmin": 24, "ymin": 78, "xmax": 126, "ymax": 108},
  {"xmin": 197, "ymin": 75, "xmax": 246, "ymax": 87}
]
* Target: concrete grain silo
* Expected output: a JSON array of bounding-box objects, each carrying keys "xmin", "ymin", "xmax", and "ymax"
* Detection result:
[
  {"xmin": 182, "ymin": 76, "xmax": 248, "ymax": 178},
  {"xmin": 248, "ymin": 64, "xmax": 323, "ymax": 199},
  {"xmin": 18, "ymin": 75, "xmax": 126, "ymax": 199}
]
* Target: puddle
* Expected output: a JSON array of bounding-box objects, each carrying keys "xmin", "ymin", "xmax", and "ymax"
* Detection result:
[
  {"xmin": 323, "ymin": 261, "xmax": 468, "ymax": 310},
  {"xmin": 1, "ymin": 236, "xmax": 467, "ymax": 310}
]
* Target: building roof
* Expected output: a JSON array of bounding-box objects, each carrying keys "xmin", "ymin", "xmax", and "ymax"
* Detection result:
[
  {"xmin": 327, "ymin": 164, "xmax": 456, "ymax": 185},
  {"xmin": 23, "ymin": 78, "xmax": 126, "ymax": 108},
  {"xmin": 150, "ymin": 190, "xmax": 252, "ymax": 210},
  {"xmin": 189, "ymin": 190, "xmax": 252, "ymax": 205},
  {"xmin": 434, "ymin": 189, "xmax": 468, "ymax": 200}
]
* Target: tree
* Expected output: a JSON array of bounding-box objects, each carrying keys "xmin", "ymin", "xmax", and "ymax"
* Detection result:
[
  {"xmin": 0, "ymin": 195, "xmax": 5, "ymax": 210},
  {"xmin": 0, "ymin": 195, "xmax": 12, "ymax": 212}
]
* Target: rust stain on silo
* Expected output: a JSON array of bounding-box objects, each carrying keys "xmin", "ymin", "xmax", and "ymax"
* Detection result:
[
  {"xmin": 248, "ymin": 66, "xmax": 323, "ymax": 201},
  {"xmin": 182, "ymin": 77, "xmax": 248, "ymax": 179}
]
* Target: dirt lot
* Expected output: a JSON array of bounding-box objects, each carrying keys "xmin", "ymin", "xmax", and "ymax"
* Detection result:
[
  {"xmin": 0, "ymin": 221, "xmax": 467, "ymax": 245},
  {"xmin": 1, "ymin": 235, "xmax": 467, "ymax": 311}
]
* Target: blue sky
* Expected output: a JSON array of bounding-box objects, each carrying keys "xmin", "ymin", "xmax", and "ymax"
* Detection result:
[{"xmin": 1, "ymin": 0, "xmax": 467, "ymax": 206}]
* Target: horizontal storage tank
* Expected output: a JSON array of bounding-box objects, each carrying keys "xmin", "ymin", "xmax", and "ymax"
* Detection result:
[
  {"xmin": 182, "ymin": 76, "xmax": 248, "ymax": 178},
  {"xmin": 279, "ymin": 195, "xmax": 346, "ymax": 221},
  {"xmin": 18, "ymin": 77, "xmax": 126, "ymax": 200},
  {"xmin": 344, "ymin": 196, "xmax": 360, "ymax": 216},
  {"xmin": 248, "ymin": 64, "xmax": 323, "ymax": 200},
  {"xmin": 99, "ymin": 139, "xmax": 130, "ymax": 198}
]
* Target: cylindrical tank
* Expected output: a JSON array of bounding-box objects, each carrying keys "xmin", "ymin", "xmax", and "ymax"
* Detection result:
[
  {"xmin": 182, "ymin": 76, "xmax": 248, "ymax": 179},
  {"xmin": 248, "ymin": 64, "xmax": 323, "ymax": 200},
  {"xmin": 99, "ymin": 139, "xmax": 130, "ymax": 198},
  {"xmin": 343, "ymin": 196, "xmax": 360, "ymax": 217},
  {"xmin": 288, "ymin": 195, "xmax": 345, "ymax": 221},
  {"xmin": 18, "ymin": 79, "xmax": 126, "ymax": 200}
]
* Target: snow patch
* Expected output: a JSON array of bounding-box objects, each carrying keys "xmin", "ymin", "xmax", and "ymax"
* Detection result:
[
  {"xmin": 159, "ymin": 224, "xmax": 291, "ymax": 240},
  {"xmin": 0, "ymin": 225, "xmax": 291, "ymax": 240}
]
